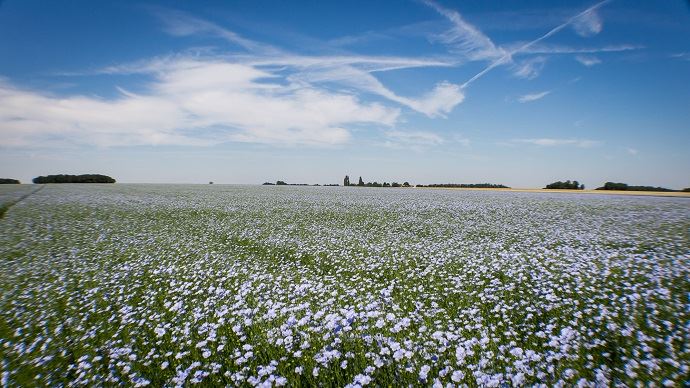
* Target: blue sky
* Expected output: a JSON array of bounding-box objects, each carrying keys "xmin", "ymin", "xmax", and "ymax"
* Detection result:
[{"xmin": 0, "ymin": 0, "xmax": 689, "ymax": 188}]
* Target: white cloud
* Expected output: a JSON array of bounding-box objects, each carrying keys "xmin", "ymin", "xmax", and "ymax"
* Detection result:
[
  {"xmin": 459, "ymin": 0, "xmax": 611, "ymax": 87},
  {"xmin": 382, "ymin": 129, "xmax": 449, "ymax": 152},
  {"xmin": 671, "ymin": 52, "xmax": 690, "ymax": 61},
  {"xmin": 2, "ymin": 8, "xmax": 476, "ymax": 149},
  {"xmin": 516, "ymin": 138, "xmax": 602, "ymax": 147},
  {"xmin": 575, "ymin": 55, "xmax": 602, "ymax": 67},
  {"xmin": 154, "ymin": 9, "xmax": 281, "ymax": 55},
  {"xmin": 522, "ymin": 43, "xmax": 640, "ymax": 55},
  {"xmin": 283, "ymin": 64, "xmax": 463, "ymax": 118},
  {"xmin": 150, "ymin": 9, "xmax": 463, "ymax": 118},
  {"xmin": 385, "ymin": 130, "xmax": 445, "ymax": 146},
  {"xmin": 513, "ymin": 57, "xmax": 548, "ymax": 79},
  {"xmin": 518, "ymin": 91, "xmax": 550, "ymax": 103},
  {"xmin": 572, "ymin": 8, "xmax": 603, "ymax": 37},
  {"xmin": 450, "ymin": 133, "xmax": 471, "ymax": 147},
  {"xmin": 422, "ymin": 0, "xmax": 507, "ymax": 62},
  {"xmin": 400, "ymin": 82, "xmax": 465, "ymax": 118},
  {"xmin": 1, "ymin": 2, "xmax": 631, "ymax": 150},
  {"xmin": 626, "ymin": 147, "xmax": 638, "ymax": 155},
  {"xmin": 0, "ymin": 61, "xmax": 399, "ymax": 148}
]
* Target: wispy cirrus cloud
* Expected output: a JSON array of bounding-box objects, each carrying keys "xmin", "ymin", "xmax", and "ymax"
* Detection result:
[
  {"xmin": 451, "ymin": 0, "xmax": 615, "ymax": 87},
  {"xmin": 518, "ymin": 91, "xmax": 550, "ymax": 103},
  {"xmin": 421, "ymin": 0, "xmax": 507, "ymax": 62},
  {"xmin": 382, "ymin": 129, "xmax": 460, "ymax": 152},
  {"xmin": 519, "ymin": 43, "xmax": 641, "ymax": 55},
  {"xmin": 575, "ymin": 55, "xmax": 602, "ymax": 66},
  {"xmin": 154, "ymin": 8, "xmax": 282, "ymax": 56},
  {"xmin": 571, "ymin": 5, "xmax": 604, "ymax": 37},
  {"xmin": 151, "ymin": 9, "xmax": 464, "ymax": 118},
  {"xmin": 513, "ymin": 57, "xmax": 548, "ymax": 79},
  {"xmin": 385, "ymin": 130, "xmax": 445, "ymax": 146},
  {"xmin": 670, "ymin": 52, "xmax": 690, "ymax": 61},
  {"xmin": 515, "ymin": 138, "xmax": 602, "ymax": 147}
]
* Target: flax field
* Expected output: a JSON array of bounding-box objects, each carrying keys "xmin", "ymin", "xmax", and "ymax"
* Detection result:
[{"xmin": 1, "ymin": 184, "xmax": 688, "ymax": 387}]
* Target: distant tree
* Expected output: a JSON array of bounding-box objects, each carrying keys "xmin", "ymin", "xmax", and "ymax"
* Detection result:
[
  {"xmin": 262, "ymin": 182, "xmax": 275, "ymax": 185},
  {"xmin": 597, "ymin": 182, "xmax": 628, "ymax": 190},
  {"xmin": 418, "ymin": 183, "xmax": 510, "ymax": 189},
  {"xmin": 358, "ymin": 176, "xmax": 364, "ymax": 186},
  {"xmin": 596, "ymin": 182, "xmax": 674, "ymax": 192},
  {"xmin": 32, "ymin": 174, "xmax": 115, "ymax": 184},
  {"xmin": 391, "ymin": 182, "xmax": 401, "ymax": 187},
  {"xmin": 276, "ymin": 180, "xmax": 287, "ymax": 185},
  {"xmin": 683, "ymin": 188, "xmax": 690, "ymax": 192},
  {"xmin": 544, "ymin": 180, "xmax": 583, "ymax": 190},
  {"xmin": 0, "ymin": 178, "xmax": 20, "ymax": 184},
  {"xmin": 403, "ymin": 182, "xmax": 410, "ymax": 187},
  {"xmin": 344, "ymin": 175, "xmax": 350, "ymax": 186}
]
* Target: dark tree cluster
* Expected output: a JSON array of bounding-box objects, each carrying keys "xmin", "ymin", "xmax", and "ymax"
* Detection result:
[
  {"xmin": 264, "ymin": 181, "xmax": 340, "ymax": 186},
  {"xmin": 32, "ymin": 174, "xmax": 115, "ymax": 184},
  {"xmin": 416, "ymin": 183, "xmax": 510, "ymax": 189},
  {"xmin": 0, "ymin": 178, "xmax": 20, "ymax": 184},
  {"xmin": 264, "ymin": 180, "xmax": 312, "ymax": 186},
  {"xmin": 344, "ymin": 176, "xmax": 411, "ymax": 188},
  {"xmin": 596, "ymin": 182, "xmax": 674, "ymax": 192},
  {"xmin": 683, "ymin": 188, "xmax": 690, "ymax": 192},
  {"xmin": 544, "ymin": 180, "xmax": 584, "ymax": 190}
]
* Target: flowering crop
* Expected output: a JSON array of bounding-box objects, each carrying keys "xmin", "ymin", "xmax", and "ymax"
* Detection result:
[{"xmin": 1, "ymin": 184, "xmax": 688, "ymax": 386}]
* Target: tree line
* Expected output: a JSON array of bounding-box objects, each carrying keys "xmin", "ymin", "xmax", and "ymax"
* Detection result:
[
  {"xmin": 263, "ymin": 181, "xmax": 313, "ymax": 186},
  {"xmin": 544, "ymin": 180, "xmax": 585, "ymax": 190},
  {"xmin": 416, "ymin": 183, "xmax": 509, "ymax": 189},
  {"xmin": 32, "ymin": 174, "xmax": 116, "ymax": 184},
  {"xmin": 543, "ymin": 180, "xmax": 690, "ymax": 192},
  {"xmin": 343, "ymin": 175, "xmax": 411, "ymax": 188},
  {"xmin": 0, "ymin": 178, "xmax": 20, "ymax": 184},
  {"xmin": 595, "ymin": 182, "xmax": 677, "ymax": 192}
]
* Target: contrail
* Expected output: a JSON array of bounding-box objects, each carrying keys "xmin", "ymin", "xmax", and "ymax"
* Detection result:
[{"xmin": 461, "ymin": 0, "xmax": 612, "ymax": 89}]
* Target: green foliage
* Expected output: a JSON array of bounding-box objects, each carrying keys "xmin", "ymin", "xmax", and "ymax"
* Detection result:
[
  {"xmin": 344, "ymin": 175, "xmax": 350, "ymax": 187},
  {"xmin": 0, "ymin": 178, "xmax": 20, "ymax": 184},
  {"xmin": 32, "ymin": 174, "xmax": 115, "ymax": 184},
  {"xmin": 347, "ymin": 177, "xmax": 411, "ymax": 188},
  {"xmin": 544, "ymin": 180, "xmax": 583, "ymax": 190},
  {"xmin": 417, "ymin": 183, "xmax": 510, "ymax": 188},
  {"xmin": 596, "ymin": 182, "xmax": 675, "ymax": 192}
]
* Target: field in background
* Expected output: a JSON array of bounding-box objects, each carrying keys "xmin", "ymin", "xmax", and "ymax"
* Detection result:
[
  {"xmin": 419, "ymin": 186, "xmax": 690, "ymax": 198},
  {"xmin": 1, "ymin": 184, "xmax": 689, "ymax": 386}
]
